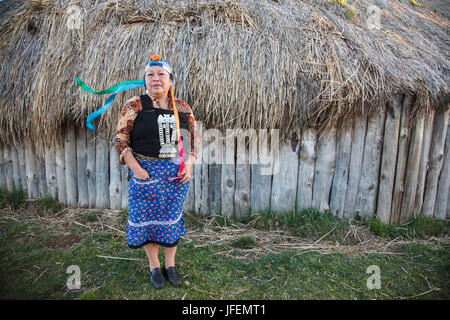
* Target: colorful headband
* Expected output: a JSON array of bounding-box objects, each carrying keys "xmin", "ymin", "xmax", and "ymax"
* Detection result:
[{"xmin": 144, "ymin": 54, "xmax": 173, "ymax": 80}]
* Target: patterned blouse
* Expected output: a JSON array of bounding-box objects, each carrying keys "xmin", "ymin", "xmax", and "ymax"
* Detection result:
[{"xmin": 114, "ymin": 95, "xmax": 201, "ymax": 165}]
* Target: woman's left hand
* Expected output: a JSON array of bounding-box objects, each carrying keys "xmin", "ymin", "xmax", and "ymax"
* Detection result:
[{"xmin": 177, "ymin": 162, "xmax": 193, "ymax": 183}]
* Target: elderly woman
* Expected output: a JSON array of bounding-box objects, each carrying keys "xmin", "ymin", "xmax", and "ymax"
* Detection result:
[{"xmin": 114, "ymin": 55, "xmax": 201, "ymax": 289}]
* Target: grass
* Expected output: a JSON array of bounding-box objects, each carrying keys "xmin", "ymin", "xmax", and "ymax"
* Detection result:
[
  {"xmin": 0, "ymin": 188, "xmax": 449, "ymax": 299},
  {"xmin": 230, "ymin": 236, "xmax": 257, "ymax": 249},
  {"xmin": 245, "ymin": 208, "xmax": 351, "ymax": 241},
  {"xmin": 0, "ymin": 186, "xmax": 26, "ymax": 209},
  {"xmin": 365, "ymin": 213, "xmax": 450, "ymax": 240},
  {"xmin": 32, "ymin": 195, "xmax": 63, "ymax": 215},
  {"xmin": 244, "ymin": 207, "xmax": 450, "ymax": 243},
  {"xmin": 330, "ymin": 0, "xmax": 348, "ymax": 7},
  {"xmin": 0, "ymin": 186, "xmax": 62, "ymax": 214}
]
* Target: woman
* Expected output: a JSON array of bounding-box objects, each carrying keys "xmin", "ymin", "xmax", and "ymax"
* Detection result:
[{"xmin": 114, "ymin": 55, "xmax": 201, "ymax": 289}]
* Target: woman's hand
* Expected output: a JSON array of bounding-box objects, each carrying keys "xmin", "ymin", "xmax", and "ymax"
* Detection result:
[
  {"xmin": 133, "ymin": 167, "xmax": 150, "ymax": 180},
  {"xmin": 177, "ymin": 162, "xmax": 193, "ymax": 184}
]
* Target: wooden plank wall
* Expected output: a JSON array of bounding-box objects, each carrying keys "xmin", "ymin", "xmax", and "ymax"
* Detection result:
[
  {"xmin": 377, "ymin": 97, "xmax": 401, "ymax": 224},
  {"xmin": 0, "ymin": 95, "xmax": 448, "ymax": 223}
]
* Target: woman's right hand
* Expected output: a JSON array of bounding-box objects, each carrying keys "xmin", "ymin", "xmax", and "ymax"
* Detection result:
[{"xmin": 133, "ymin": 167, "xmax": 150, "ymax": 180}]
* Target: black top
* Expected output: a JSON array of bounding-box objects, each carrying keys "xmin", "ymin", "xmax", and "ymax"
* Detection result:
[{"xmin": 130, "ymin": 95, "xmax": 189, "ymax": 158}]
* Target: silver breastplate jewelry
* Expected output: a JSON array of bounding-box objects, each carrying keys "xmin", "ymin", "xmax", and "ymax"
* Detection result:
[{"xmin": 157, "ymin": 113, "xmax": 177, "ymax": 158}]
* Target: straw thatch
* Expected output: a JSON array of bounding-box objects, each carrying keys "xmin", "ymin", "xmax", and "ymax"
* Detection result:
[{"xmin": 0, "ymin": 0, "xmax": 448, "ymax": 151}]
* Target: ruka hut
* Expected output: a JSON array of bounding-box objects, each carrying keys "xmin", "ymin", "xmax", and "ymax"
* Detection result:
[{"xmin": 0, "ymin": 0, "xmax": 448, "ymax": 224}]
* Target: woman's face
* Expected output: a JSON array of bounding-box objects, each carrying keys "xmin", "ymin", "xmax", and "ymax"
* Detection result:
[{"xmin": 145, "ymin": 65, "xmax": 172, "ymax": 98}]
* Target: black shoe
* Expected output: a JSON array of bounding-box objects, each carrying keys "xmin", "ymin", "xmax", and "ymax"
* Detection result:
[
  {"xmin": 149, "ymin": 267, "xmax": 165, "ymax": 289},
  {"xmin": 162, "ymin": 266, "xmax": 182, "ymax": 287}
]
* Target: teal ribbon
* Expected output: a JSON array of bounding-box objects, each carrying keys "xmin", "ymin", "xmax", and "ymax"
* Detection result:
[{"xmin": 75, "ymin": 77, "xmax": 144, "ymax": 131}]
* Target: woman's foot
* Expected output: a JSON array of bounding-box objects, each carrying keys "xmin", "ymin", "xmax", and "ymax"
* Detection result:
[
  {"xmin": 149, "ymin": 267, "xmax": 165, "ymax": 289},
  {"xmin": 162, "ymin": 265, "xmax": 182, "ymax": 287}
]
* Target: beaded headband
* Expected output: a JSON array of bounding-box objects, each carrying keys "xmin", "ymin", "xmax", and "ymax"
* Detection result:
[{"xmin": 144, "ymin": 54, "xmax": 174, "ymax": 80}]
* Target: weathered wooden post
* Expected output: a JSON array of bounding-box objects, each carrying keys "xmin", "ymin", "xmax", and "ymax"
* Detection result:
[
  {"xmin": 377, "ymin": 97, "xmax": 401, "ymax": 224},
  {"xmin": 17, "ymin": 144, "xmax": 27, "ymax": 193},
  {"xmin": 390, "ymin": 95, "xmax": 412, "ymax": 224},
  {"xmin": 76, "ymin": 125, "xmax": 89, "ymax": 207},
  {"xmin": 109, "ymin": 143, "xmax": 121, "ymax": 209},
  {"xmin": 251, "ymin": 129, "xmax": 274, "ymax": 214},
  {"xmin": 120, "ymin": 164, "xmax": 129, "ymax": 210},
  {"xmin": 400, "ymin": 111, "xmax": 424, "ymax": 223},
  {"xmin": 55, "ymin": 135, "xmax": 67, "ymax": 205},
  {"xmin": 221, "ymin": 130, "xmax": 235, "ymax": 219},
  {"xmin": 184, "ymin": 163, "xmax": 195, "ymax": 212},
  {"xmin": 344, "ymin": 114, "xmax": 367, "ymax": 218},
  {"xmin": 36, "ymin": 150, "xmax": 47, "ymax": 198},
  {"xmin": 434, "ymin": 120, "xmax": 450, "ymax": 219},
  {"xmin": 312, "ymin": 126, "xmax": 336, "ymax": 213},
  {"xmin": 297, "ymin": 127, "xmax": 316, "ymax": 211},
  {"xmin": 11, "ymin": 147, "xmax": 21, "ymax": 191},
  {"xmin": 196, "ymin": 129, "xmax": 210, "ymax": 217},
  {"xmin": 4, "ymin": 145, "xmax": 13, "ymax": 192},
  {"xmin": 330, "ymin": 123, "xmax": 352, "ymax": 218},
  {"xmin": 0, "ymin": 146, "xmax": 4, "ymax": 189},
  {"xmin": 356, "ymin": 106, "xmax": 385, "ymax": 218},
  {"xmin": 423, "ymin": 108, "xmax": 449, "ymax": 217},
  {"xmin": 235, "ymin": 130, "xmax": 253, "ymax": 220},
  {"xmin": 271, "ymin": 141, "xmax": 298, "ymax": 214},
  {"xmin": 44, "ymin": 143, "xmax": 57, "ymax": 199},
  {"xmin": 95, "ymin": 136, "xmax": 109, "ymax": 209},
  {"xmin": 413, "ymin": 110, "xmax": 435, "ymax": 216},
  {"xmin": 65, "ymin": 123, "xmax": 78, "ymax": 205},
  {"xmin": 86, "ymin": 129, "xmax": 96, "ymax": 208},
  {"xmin": 206, "ymin": 129, "xmax": 223, "ymax": 217},
  {"xmin": 24, "ymin": 138, "xmax": 39, "ymax": 199}
]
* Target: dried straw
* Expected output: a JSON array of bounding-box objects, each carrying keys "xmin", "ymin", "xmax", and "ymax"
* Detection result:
[
  {"xmin": 2, "ymin": 204, "xmax": 448, "ymax": 261},
  {"xmin": 0, "ymin": 0, "xmax": 448, "ymax": 151}
]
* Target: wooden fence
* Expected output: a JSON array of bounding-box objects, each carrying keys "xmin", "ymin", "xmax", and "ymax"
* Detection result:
[{"xmin": 0, "ymin": 94, "xmax": 449, "ymax": 223}]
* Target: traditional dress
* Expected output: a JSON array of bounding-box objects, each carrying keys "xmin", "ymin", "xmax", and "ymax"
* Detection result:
[
  {"xmin": 127, "ymin": 156, "xmax": 189, "ymax": 248},
  {"xmin": 114, "ymin": 94, "xmax": 201, "ymax": 248}
]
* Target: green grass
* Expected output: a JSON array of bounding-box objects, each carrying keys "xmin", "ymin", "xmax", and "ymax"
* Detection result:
[
  {"xmin": 0, "ymin": 188, "xmax": 449, "ymax": 299},
  {"xmin": 0, "ymin": 186, "xmax": 27, "ymax": 209},
  {"xmin": 80, "ymin": 212, "xmax": 99, "ymax": 223},
  {"xmin": 0, "ymin": 218, "xmax": 448, "ymax": 299},
  {"xmin": 365, "ymin": 214, "xmax": 450, "ymax": 240},
  {"xmin": 231, "ymin": 236, "xmax": 256, "ymax": 249},
  {"xmin": 0, "ymin": 187, "xmax": 62, "ymax": 214},
  {"xmin": 245, "ymin": 208, "xmax": 350, "ymax": 241},
  {"xmin": 345, "ymin": 7, "xmax": 356, "ymax": 21},
  {"xmin": 330, "ymin": 0, "xmax": 347, "ymax": 7},
  {"xmin": 244, "ymin": 207, "xmax": 449, "ymax": 243},
  {"xmin": 32, "ymin": 195, "xmax": 63, "ymax": 215}
]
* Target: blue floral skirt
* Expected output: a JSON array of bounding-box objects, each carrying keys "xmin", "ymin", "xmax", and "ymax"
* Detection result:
[{"xmin": 126, "ymin": 158, "xmax": 190, "ymax": 249}]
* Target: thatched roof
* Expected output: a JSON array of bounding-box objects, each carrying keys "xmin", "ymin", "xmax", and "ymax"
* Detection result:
[{"xmin": 0, "ymin": 0, "xmax": 448, "ymax": 151}]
